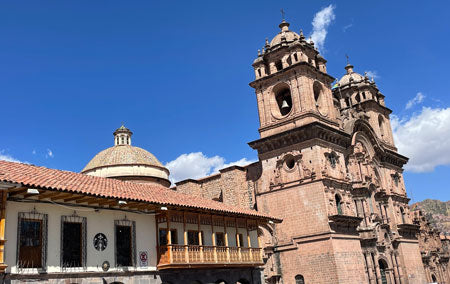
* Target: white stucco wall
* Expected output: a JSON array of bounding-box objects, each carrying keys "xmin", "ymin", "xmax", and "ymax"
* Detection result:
[{"xmin": 4, "ymin": 201, "xmax": 157, "ymax": 274}]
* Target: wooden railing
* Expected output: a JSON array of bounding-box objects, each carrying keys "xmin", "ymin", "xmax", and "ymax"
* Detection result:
[{"xmin": 157, "ymin": 245, "xmax": 263, "ymax": 268}]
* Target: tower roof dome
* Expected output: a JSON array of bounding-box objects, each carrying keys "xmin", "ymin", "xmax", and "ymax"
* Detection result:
[
  {"xmin": 338, "ymin": 63, "xmax": 365, "ymax": 86},
  {"xmin": 81, "ymin": 126, "xmax": 170, "ymax": 187},
  {"xmin": 269, "ymin": 20, "xmax": 300, "ymax": 47}
]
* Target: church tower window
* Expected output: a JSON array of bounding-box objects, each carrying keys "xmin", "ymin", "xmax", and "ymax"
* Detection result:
[
  {"xmin": 313, "ymin": 82, "xmax": 322, "ymax": 109},
  {"xmin": 295, "ymin": 275, "xmax": 305, "ymax": 284},
  {"xmin": 293, "ymin": 53, "xmax": 298, "ymax": 62},
  {"xmin": 275, "ymin": 87, "xmax": 292, "ymax": 116},
  {"xmin": 335, "ymin": 194, "xmax": 343, "ymax": 215},
  {"xmin": 378, "ymin": 115, "xmax": 385, "ymax": 137},
  {"xmin": 275, "ymin": 60, "xmax": 283, "ymax": 71}
]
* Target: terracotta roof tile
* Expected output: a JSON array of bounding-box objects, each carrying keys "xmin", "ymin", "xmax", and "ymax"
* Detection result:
[{"xmin": 0, "ymin": 160, "xmax": 279, "ymax": 221}]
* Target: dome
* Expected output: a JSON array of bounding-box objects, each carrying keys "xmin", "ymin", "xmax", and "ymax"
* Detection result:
[
  {"xmin": 338, "ymin": 64, "xmax": 365, "ymax": 86},
  {"xmin": 82, "ymin": 145, "xmax": 165, "ymax": 172},
  {"xmin": 269, "ymin": 20, "xmax": 299, "ymax": 47},
  {"xmin": 81, "ymin": 126, "xmax": 170, "ymax": 187}
]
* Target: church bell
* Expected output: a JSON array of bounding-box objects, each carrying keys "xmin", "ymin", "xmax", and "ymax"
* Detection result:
[{"xmin": 281, "ymin": 100, "xmax": 290, "ymax": 110}]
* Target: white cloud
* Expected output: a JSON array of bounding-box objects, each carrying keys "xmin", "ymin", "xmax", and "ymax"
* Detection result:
[
  {"xmin": 0, "ymin": 150, "xmax": 22, "ymax": 163},
  {"xmin": 165, "ymin": 152, "xmax": 256, "ymax": 184},
  {"xmin": 405, "ymin": 92, "xmax": 425, "ymax": 110},
  {"xmin": 46, "ymin": 149, "xmax": 54, "ymax": 158},
  {"xmin": 310, "ymin": 4, "xmax": 336, "ymax": 52},
  {"xmin": 392, "ymin": 107, "xmax": 450, "ymax": 172},
  {"xmin": 365, "ymin": 70, "xmax": 379, "ymax": 79},
  {"xmin": 32, "ymin": 150, "xmax": 36, "ymax": 155},
  {"xmin": 342, "ymin": 23, "xmax": 353, "ymax": 32}
]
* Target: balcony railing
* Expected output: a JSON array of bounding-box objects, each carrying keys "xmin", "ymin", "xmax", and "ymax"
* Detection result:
[{"xmin": 157, "ymin": 245, "xmax": 263, "ymax": 269}]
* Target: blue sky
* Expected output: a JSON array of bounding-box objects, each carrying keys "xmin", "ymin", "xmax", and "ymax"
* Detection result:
[{"xmin": 1, "ymin": 1, "xmax": 449, "ymax": 203}]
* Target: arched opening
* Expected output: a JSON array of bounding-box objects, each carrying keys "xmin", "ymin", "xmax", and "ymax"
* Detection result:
[
  {"xmin": 257, "ymin": 69, "xmax": 262, "ymax": 77},
  {"xmin": 335, "ymin": 194, "xmax": 343, "ymax": 215},
  {"xmin": 285, "ymin": 155, "xmax": 295, "ymax": 170},
  {"xmin": 295, "ymin": 274, "xmax": 305, "ymax": 284},
  {"xmin": 275, "ymin": 60, "xmax": 283, "ymax": 71},
  {"xmin": 345, "ymin": 96, "xmax": 352, "ymax": 108},
  {"xmin": 378, "ymin": 115, "xmax": 385, "ymax": 137},
  {"xmin": 293, "ymin": 53, "xmax": 298, "ymax": 62},
  {"xmin": 355, "ymin": 93, "xmax": 361, "ymax": 103},
  {"xmin": 275, "ymin": 87, "xmax": 292, "ymax": 116},
  {"xmin": 236, "ymin": 279, "xmax": 250, "ymax": 284},
  {"xmin": 431, "ymin": 274, "xmax": 437, "ymax": 282},
  {"xmin": 378, "ymin": 259, "xmax": 388, "ymax": 284},
  {"xmin": 400, "ymin": 207, "xmax": 406, "ymax": 224},
  {"xmin": 313, "ymin": 82, "xmax": 322, "ymax": 108},
  {"xmin": 286, "ymin": 56, "xmax": 292, "ymax": 66}
]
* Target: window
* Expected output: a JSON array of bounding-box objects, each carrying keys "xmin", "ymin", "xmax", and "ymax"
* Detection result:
[
  {"xmin": 61, "ymin": 214, "xmax": 86, "ymax": 268},
  {"xmin": 257, "ymin": 69, "xmax": 261, "ymax": 77},
  {"xmin": 275, "ymin": 88, "xmax": 292, "ymax": 116},
  {"xmin": 285, "ymin": 156, "xmax": 295, "ymax": 169},
  {"xmin": 188, "ymin": 230, "xmax": 203, "ymax": 245},
  {"xmin": 293, "ymin": 53, "xmax": 298, "ymax": 62},
  {"xmin": 400, "ymin": 207, "xmax": 406, "ymax": 224},
  {"xmin": 159, "ymin": 228, "xmax": 178, "ymax": 245},
  {"xmin": 328, "ymin": 154, "xmax": 337, "ymax": 168},
  {"xmin": 295, "ymin": 275, "xmax": 305, "ymax": 284},
  {"xmin": 114, "ymin": 219, "xmax": 136, "ymax": 267},
  {"xmin": 17, "ymin": 211, "xmax": 48, "ymax": 269},
  {"xmin": 215, "ymin": 232, "xmax": 225, "ymax": 246},
  {"xmin": 236, "ymin": 233, "xmax": 244, "ymax": 247},
  {"xmin": 378, "ymin": 115, "xmax": 385, "ymax": 137},
  {"xmin": 275, "ymin": 60, "xmax": 283, "ymax": 71},
  {"xmin": 335, "ymin": 194, "xmax": 343, "ymax": 215}
]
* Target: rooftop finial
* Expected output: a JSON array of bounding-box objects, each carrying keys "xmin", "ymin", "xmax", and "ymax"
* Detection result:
[
  {"xmin": 114, "ymin": 125, "xmax": 133, "ymax": 146},
  {"xmin": 281, "ymin": 9, "xmax": 285, "ymax": 21},
  {"xmin": 344, "ymin": 54, "xmax": 354, "ymax": 74}
]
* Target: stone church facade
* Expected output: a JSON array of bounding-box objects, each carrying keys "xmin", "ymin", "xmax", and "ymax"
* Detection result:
[{"xmin": 174, "ymin": 20, "xmax": 429, "ymax": 284}]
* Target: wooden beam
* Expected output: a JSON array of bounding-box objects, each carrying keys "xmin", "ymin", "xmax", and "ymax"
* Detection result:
[
  {"xmin": 75, "ymin": 197, "xmax": 97, "ymax": 204},
  {"xmin": 8, "ymin": 188, "xmax": 28, "ymax": 197},
  {"xmin": 6, "ymin": 186, "xmax": 28, "ymax": 193},
  {"xmin": 50, "ymin": 193, "xmax": 74, "ymax": 201},
  {"xmin": 64, "ymin": 195, "xmax": 86, "ymax": 202}
]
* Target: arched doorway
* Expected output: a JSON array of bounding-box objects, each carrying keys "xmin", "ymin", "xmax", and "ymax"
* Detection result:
[
  {"xmin": 378, "ymin": 259, "xmax": 388, "ymax": 284},
  {"xmin": 295, "ymin": 274, "xmax": 305, "ymax": 284},
  {"xmin": 431, "ymin": 274, "xmax": 437, "ymax": 283}
]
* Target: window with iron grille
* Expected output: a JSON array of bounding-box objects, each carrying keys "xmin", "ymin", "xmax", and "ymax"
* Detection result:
[
  {"xmin": 114, "ymin": 218, "xmax": 136, "ymax": 267},
  {"xmin": 159, "ymin": 228, "xmax": 177, "ymax": 245},
  {"xmin": 17, "ymin": 209, "xmax": 48, "ymax": 270},
  {"xmin": 61, "ymin": 213, "xmax": 87, "ymax": 269}
]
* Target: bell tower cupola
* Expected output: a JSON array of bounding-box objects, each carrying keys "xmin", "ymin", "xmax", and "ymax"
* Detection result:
[
  {"xmin": 250, "ymin": 20, "xmax": 340, "ymax": 139},
  {"xmin": 114, "ymin": 125, "xmax": 132, "ymax": 146}
]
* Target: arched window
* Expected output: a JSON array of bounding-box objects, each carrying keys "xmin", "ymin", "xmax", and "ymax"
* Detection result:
[
  {"xmin": 295, "ymin": 275, "xmax": 305, "ymax": 284},
  {"xmin": 257, "ymin": 69, "xmax": 262, "ymax": 77},
  {"xmin": 275, "ymin": 60, "xmax": 283, "ymax": 71},
  {"xmin": 313, "ymin": 82, "xmax": 322, "ymax": 108},
  {"xmin": 355, "ymin": 93, "xmax": 361, "ymax": 103},
  {"xmin": 275, "ymin": 88, "xmax": 292, "ymax": 116},
  {"xmin": 293, "ymin": 53, "xmax": 298, "ymax": 62},
  {"xmin": 286, "ymin": 56, "xmax": 292, "ymax": 66},
  {"xmin": 378, "ymin": 259, "xmax": 388, "ymax": 284},
  {"xmin": 431, "ymin": 274, "xmax": 437, "ymax": 282},
  {"xmin": 335, "ymin": 194, "xmax": 343, "ymax": 215},
  {"xmin": 378, "ymin": 115, "xmax": 385, "ymax": 137},
  {"xmin": 400, "ymin": 207, "xmax": 406, "ymax": 224}
]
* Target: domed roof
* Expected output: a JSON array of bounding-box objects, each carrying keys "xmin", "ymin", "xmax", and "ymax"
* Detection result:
[
  {"xmin": 338, "ymin": 64, "xmax": 365, "ymax": 86},
  {"xmin": 269, "ymin": 20, "xmax": 299, "ymax": 47},
  {"xmin": 81, "ymin": 125, "xmax": 170, "ymax": 187},
  {"xmin": 82, "ymin": 145, "xmax": 164, "ymax": 173}
]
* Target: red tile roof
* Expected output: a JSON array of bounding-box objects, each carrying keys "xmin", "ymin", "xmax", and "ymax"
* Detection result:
[{"xmin": 0, "ymin": 160, "xmax": 280, "ymax": 221}]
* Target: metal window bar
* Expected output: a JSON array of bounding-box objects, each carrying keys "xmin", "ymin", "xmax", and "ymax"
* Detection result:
[
  {"xmin": 114, "ymin": 218, "xmax": 136, "ymax": 267},
  {"xmin": 16, "ymin": 209, "xmax": 48, "ymax": 271},
  {"xmin": 60, "ymin": 212, "xmax": 87, "ymax": 270}
]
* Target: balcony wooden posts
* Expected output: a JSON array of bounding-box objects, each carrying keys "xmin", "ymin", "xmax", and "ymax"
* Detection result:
[
  {"xmin": 0, "ymin": 191, "xmax": 7, "ymax": 272},
  {"xmin": 156, "ymin": 210, "xmax": 264, "ymax": 269}
]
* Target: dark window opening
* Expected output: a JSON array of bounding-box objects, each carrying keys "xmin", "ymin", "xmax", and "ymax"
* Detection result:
[
  {"xmin": 257, "ymin": 69, "xmax": 262, "ymax": 77},
  {"xmin": 215, "ymin": 232, "xmax": 225, "ymax": 246},
  {"xmin": 275, "ymin": 60, "xmax": 283, "ymax": 71},
  {"xmin": 378, "ymin": 259, "xmax": 388, "ymax": 284},
  {"xmin": 432, "ymin": 274, "xmax": 437, "ymax": 282},
  {"xmin": 237, "ymin": 233, "xmax": 244, "ymax": 247},
  {"xmin": 286, "ymin": 56, "xmax": 292, "ymax": 66},
  {"xmin": 293, "ymin": 53, "xmax": 298, "ymax": 62},
  {"xmin": 62, "ymin": 222, "xmax": 82, "ymax": 267},
  {"xmin": 345, "ymin": 97, "xmax": 351, "ymax": 108},
  {"xmin": 188, "ymin": 231, "xmax": 203, "ymax": 245},
  {"xmin": 295, "ymin": 275, "xmax": 305, "ymax": 284},
  {"xmin": 275, "ymin": 88, "xmax": 292, "ymax": 116},
  {"xmin": 285, "ymin": 157, "xmax": 295, "ymax": 169},
  {"xmin": 362, "ymin": 92, "xmax": 366, "ymax": 99},
  {"xmin": 335, "ymin": 195, "xmax": 343, "ymax": 215},
  {"xmin": 355, "ymin": 93, "xmax": 361, "ymax": 103},
  {"xmin": 116, "ymin": 225, "xmax": 132, "ymax": 266},
  {"xmin": 313, "ymin": 82, "xmax": 322, "ymax": 109},
  {"xmin": 328, "ymin": 154, "xmax": 337, "ymax": 168},
  {"xmin": 159, "ymin": 229, "xmax": 178, "ymax": 245},
  {"xmin": 400, "ymin": 207, "xmax": 406, "ymax": 224},
  {"xmin": 18, "ymin": 219, "xmax": 42, "ymax": 268}
]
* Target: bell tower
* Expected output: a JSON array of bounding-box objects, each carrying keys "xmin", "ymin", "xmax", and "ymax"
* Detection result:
[{"xmin": 249, "ymin": 20, "xmax": 340, "ymax": 139}]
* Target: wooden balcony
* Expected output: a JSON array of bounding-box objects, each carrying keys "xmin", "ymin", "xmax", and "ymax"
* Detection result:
[{"xmin": 157, "ymin": 245, "xmax": 263, "ymax": 269}]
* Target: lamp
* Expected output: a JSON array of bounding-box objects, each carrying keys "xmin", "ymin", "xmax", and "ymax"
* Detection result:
[{"xmin": 26, "ymin": 188, "xmax": 40, "ymax": 194}]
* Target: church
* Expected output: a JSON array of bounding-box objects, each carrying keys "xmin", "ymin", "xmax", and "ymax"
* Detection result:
[{"xmin": 0, "ymin": 18, "xmax": 448, "ymax": 284}]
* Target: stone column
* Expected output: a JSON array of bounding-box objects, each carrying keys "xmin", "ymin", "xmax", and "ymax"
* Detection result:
[{"xmin": 365, "ymin": 252, "xmax": 376, "ymax": 284}]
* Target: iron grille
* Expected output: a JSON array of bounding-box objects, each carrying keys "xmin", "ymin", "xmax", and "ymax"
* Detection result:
[
  {"xmin": 60, "ymin": 212, "xmax": 87, "ymax": 270},
  {"xmin": 114, "ymin": 217, "xmax": 136, "ymax": 267}
]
